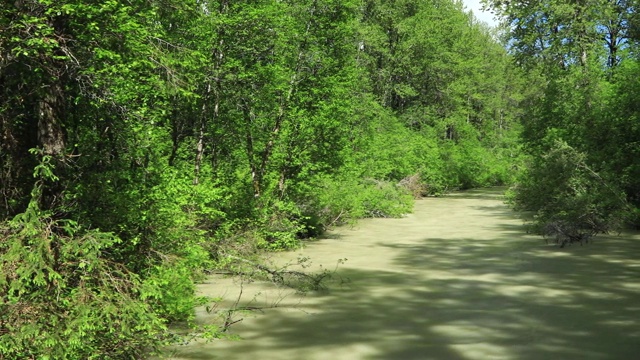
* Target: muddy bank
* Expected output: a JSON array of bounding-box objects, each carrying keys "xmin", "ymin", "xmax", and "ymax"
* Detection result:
[{"xmin": 166, "ymin": 188, "xmax": 640, "ymax": 360}]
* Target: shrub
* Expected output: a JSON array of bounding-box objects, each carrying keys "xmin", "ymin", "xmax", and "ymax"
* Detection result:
[
  {"xmin": 301, "ymin": 173, "xmax": 413, "ymax": 229},
  {"xmin": 0, "ymin": 206, "xmax": 167, "ymax": 359},
  {"xmin": 507, "ymin": 140, "xmax": 628, "ymax": 247},
  {"xmin": 141, "ymin": 257, "xmax": 209, "ymax": 323},
  {"xmin": 0, "ymin": 152, "xmax": 214, "ymax": 358},
  {"xmin": 256, "ymin": 200, "xmax": 306, "ymax": 250}
]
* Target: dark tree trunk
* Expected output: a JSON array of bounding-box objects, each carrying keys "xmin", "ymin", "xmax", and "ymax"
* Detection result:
[{"xmin": 38, "ymin": 81, "xmax": 66, "ymax": 157}]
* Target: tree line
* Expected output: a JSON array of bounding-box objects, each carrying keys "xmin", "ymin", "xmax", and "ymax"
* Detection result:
[
  {"xmin": 2, "ymin": 0, "xmax": 522, "ymax": 357},
  {"xmin": 488, "ymin": 0, "xmax": 640, "ymax": 245}
]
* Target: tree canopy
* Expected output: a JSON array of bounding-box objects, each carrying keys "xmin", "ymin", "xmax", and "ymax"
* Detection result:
[
  {"xmin": 487, "ymin": 0, "xmax": 640, "ymax": 241},
  {"xmin": 4, "ymin": 0, "xmax": 602, "ymax": 357}
]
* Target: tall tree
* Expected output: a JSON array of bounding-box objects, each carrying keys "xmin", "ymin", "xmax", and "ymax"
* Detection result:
[{"xmin": 487, "ymin": 0, "xmax": 640, "ymax": 226}]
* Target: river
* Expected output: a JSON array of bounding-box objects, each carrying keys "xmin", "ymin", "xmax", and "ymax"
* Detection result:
[{"xmin": 165, "ymin": 188, "xmax": 640, "ymax": 359}]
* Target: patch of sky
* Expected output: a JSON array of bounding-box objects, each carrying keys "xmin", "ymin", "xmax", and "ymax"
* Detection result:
[{"xmin": 461, "ymin": 0, "xmax": 498, "ymax": 28}]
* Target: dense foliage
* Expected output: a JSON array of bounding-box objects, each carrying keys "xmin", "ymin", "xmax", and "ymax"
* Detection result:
[
  {"xmin": 507, "ymin": 140, "xmax": 628, "ymax": 247},
  {"xmin": 1, "ymin": 0, "xmax": 522, "ymax": 357},
  {"xmin": 488, "ymin": 0, "xmax": 640, "ymax": 237}
]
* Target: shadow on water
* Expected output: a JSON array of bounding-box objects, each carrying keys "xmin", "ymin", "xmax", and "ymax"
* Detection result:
[{"xmin": 165, "ymin": 188, "xmax": 640, "ymax": 360}]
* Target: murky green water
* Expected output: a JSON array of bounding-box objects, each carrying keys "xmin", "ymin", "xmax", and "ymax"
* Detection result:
[{"xmin": 166, "ymin": 188, "xmax": 640, "ymax": 359}]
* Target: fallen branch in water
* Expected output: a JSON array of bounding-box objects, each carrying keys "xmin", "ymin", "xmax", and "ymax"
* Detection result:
[
  {"xmin": 221, "ymin": 254, "xmax": 334, "ymax": 292},
  {"xmin": 326, "ymin": 209, "xmax": 345, "ymax": 228},
  {"xmin": 180, "ymin": 255, "xmax": 348, "ymax": 341}
]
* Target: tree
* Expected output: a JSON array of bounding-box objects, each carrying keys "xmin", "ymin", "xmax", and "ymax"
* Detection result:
[
  {"xmin": 508, "ymin": 140, "xmax": 628, "ymax": 246},
  {"xmin": 356, "ymin": 0, "xmax": 522, "ymax": 189},
  {"xmin": 486, "ymin": 0, "xmax": 640, "ymax": 231},
  {"xmin": 1, "ymin": 1, "xmax": 528, "ymax": 356}
]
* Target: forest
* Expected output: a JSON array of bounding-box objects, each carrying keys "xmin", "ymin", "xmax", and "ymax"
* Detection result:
[{"xmin": 0, "ymin": 0, "xmax": 638, "ymax": 358}]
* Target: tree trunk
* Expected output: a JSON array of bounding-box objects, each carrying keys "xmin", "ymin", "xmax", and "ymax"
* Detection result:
[
  {"xmin": 194, "ymin": 1, "xmax": 227, "ymax": 185},
  {"xmin": 38, "ymin": 79, "xmax": 66, "ymax": 157}
]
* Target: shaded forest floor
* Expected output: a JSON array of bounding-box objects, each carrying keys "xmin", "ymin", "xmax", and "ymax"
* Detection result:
[{"xmin": 165, "ymin": 188, "xmax": 640, "ymax": 360}]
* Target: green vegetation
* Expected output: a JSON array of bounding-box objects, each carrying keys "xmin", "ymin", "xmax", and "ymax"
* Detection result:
[
  {"xmin": 488, "ymin": 0, "xmax": 640, "ymax": 239},
  {"xmin": 6, "ymin": 0, "xmax": 639, "ymax": 357},
  {"xmin": 507, "ymin": 140, "xmax": 628, "ymax": 247}
]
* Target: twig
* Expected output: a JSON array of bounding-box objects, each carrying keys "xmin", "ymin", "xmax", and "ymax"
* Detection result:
[{"xmin": 327, "ymin": 209, "xmax": 345, "ymax": 228}]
